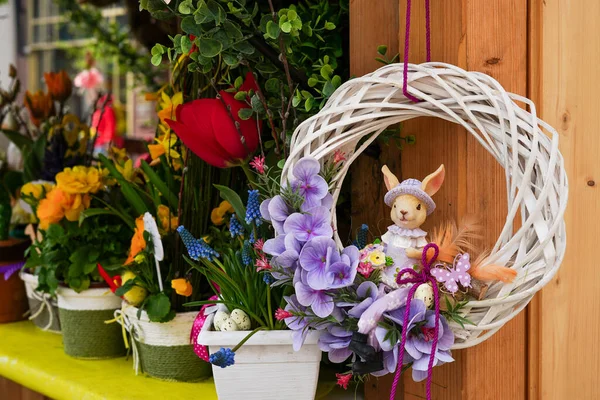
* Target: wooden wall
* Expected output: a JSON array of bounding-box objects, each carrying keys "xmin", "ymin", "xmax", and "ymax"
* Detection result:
[{"xmin": 351, "ymin": 0, "xmax": 598, "ymax": 398}]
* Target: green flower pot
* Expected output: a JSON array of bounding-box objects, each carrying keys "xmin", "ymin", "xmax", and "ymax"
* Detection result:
[
  {"xmin": 124, "ymin": 306, "xmax": 212, "ymax": 382},
  {"xmin": 57, "ymin": 287, "xmax": 125, "ymax": 359}
]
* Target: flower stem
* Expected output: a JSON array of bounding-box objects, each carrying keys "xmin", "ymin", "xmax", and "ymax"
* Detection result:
[
  {"xmin": 231, "ymin": 326, "xmax": 268, "ymax": 352},
  {"xmin": 266, "ymin": 284, "xmax": 274, "ymax": 330},
  {"xmin": 240, "ymin": 163, "xmax": 258, "ymax": 189}
]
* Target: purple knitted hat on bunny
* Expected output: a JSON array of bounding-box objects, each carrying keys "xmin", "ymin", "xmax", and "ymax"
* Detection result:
[{"xmin": 384, "ymin": 178, "xmax": 436, "ymax": 215}]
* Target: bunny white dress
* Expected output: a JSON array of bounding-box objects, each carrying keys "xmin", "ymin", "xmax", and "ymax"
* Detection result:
[{"xmin": 380, "ymin": 225, "xmax": 428, "ymax": 288}]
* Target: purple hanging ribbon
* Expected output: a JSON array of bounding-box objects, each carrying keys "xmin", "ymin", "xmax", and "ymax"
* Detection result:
[
  {"xmin": 389, "ymin": 243, "xmax": 441, "ymax": 400},
  {"xmin": 1, "ymin": 261, "xmax": 25, "ymax": 281},
  {"xmin": 402, "ymin": 0, "xmax": 432, "ymax": 102}
]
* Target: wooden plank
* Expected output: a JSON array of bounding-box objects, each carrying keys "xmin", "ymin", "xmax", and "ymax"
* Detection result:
[
  {"xmin": 348, "ymin": 0, "xmax": 400, "ymax": 398},
  {"xmin": 0, "ymin": 377, "xmax": 48, "ymax": 400},
  {"xmin": 539, "ymin": 0, "xmax": 600, "ymax": 399}
]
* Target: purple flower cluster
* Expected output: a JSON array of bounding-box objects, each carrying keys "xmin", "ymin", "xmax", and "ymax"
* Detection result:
[{"xmin": 261, "ymin": 157, "xmax": 359, "ymax": 347}]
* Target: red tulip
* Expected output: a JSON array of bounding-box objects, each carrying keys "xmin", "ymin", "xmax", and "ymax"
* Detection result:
[{"xmin": 166, "ymin": 72, "xmax": 260, "ymax": 168}]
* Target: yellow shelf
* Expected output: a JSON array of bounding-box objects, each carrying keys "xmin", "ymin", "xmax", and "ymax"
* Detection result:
[{"xmin": 0, "ymin": 321, "xmax": 218, "ymax": 400}]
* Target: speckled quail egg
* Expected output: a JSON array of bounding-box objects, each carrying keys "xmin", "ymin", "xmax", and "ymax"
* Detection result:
[
  {"xmin": 213, "ymin": 310, "xmax": 230, "ymax": 331},
  {"xmin": 229, "ymin": 309, "xmax": 251, "ymax": 330},
  {"xmin": 220, "ymin": 318, "xmax": 240, "ymax": 331},
  {"xmin": 413, "ymin": 283, "xmax": 434, "ymax": 308}
]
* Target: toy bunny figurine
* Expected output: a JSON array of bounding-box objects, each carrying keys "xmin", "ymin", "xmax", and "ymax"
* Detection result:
[
  {"xmin": 379, "ymin": 164, "xmax": 445, "ymax": 288},
  {"xmin": 348, "ymin": 165, "xmax": 445, "ymax": 375}
]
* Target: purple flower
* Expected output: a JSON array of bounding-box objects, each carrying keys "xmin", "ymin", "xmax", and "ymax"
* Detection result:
[
  {"xmin": 290, "ymin": 157, "xmax": 329, "ymax": 212},
  {"xmin": 319, "ymin": 325, "xmax": 353, "ymax": 363},
  {"xmin": 328, "ymin": 246, "xmax": 360, "ymax": 289},
  {"xmin": 295, "ymin": 281, "xmax": 334, "ymax": 318},
  {"xmin": 260, "ymin": 195, "xmax": 292, "ymax": 235},
  {"xmin": 263, "ymin": 234, "xmax": 302, "ymax": 281},
  {"xmin": 284, "ymin": 206, "xmax": 333, "ymax": 243},
  {"xmin": 298, "ymin": 237, "xmax": 339, "ymax": 290},
  {"xmin": 284, "ymin": 295, "xmax": 315, "ymax": 351},
  {"xmin": 336, "ymin": 281, "xmax": 381, "ymax": 318}
]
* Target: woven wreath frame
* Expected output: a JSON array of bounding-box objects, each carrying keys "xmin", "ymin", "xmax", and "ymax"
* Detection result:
[{"xmin": 281, "ymin": 62, "xmax": 568, "ymax": 349}]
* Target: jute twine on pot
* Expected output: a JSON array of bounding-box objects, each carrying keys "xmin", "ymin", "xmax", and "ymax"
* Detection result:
[
  {"xmin": 119, "ymin": 305, "xmax": 212, "ymax": 382},
  {"xmin": 57, "ymin": 287, "xmax": 125, "ymax": 359},
  {"xmin": 20, "ymin": 271, "xmax": 61, "ymax": 333}
]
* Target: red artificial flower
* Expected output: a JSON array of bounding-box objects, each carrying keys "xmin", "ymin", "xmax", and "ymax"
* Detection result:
[
  {"xmin": 253, "ymin": 238, "xmax": 265, "ymax": 251},
  {"xmin": 167, "ymin": 72, "xmax": 261, "ymax": 168},
  {"xmin": 250, "ymin": 155, "xmax": 266, "ymax": 174},
  {"xmin": 335, "ymin": 373, "xmax": 352, "ymax": 390},
  {"xmin": 333, "ymin": 149, "xmax": 346, "ymax": 164},
  {"xmin": 255, "ymin": 254, "xmax": 271, "ymax": 272},
  {"xmin": 274, "ymin": 308, "xmax": 293, "ymax": 321}
]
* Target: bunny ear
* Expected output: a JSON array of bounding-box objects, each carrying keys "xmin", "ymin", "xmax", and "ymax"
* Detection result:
[
  {"xmin": 381, "ymin": 165, "xmax": 400, "ymax": 191},
  {"xmin": 422, "ymin": 164, "xmax": 445, "ymax": 196}
]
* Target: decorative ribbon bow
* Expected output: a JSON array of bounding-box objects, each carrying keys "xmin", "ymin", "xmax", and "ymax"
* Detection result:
[
  {"xmin": 107, "ymin": 307, "xmax": 141, "ymax": 375},
  {"xmin": 27, "ymin": 286, "xmax": 58, "ymax": 331},
  {"xmin": 389, "ymin": 243, "xmax": 441, "ymax": 400}
]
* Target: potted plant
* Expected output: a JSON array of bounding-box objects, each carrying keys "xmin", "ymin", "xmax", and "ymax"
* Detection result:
[
  {"xmin": 25, "ymin": 165, "xmax": 130, "ymax": 359},
  {"xmin": 92, "ymin": 146, "xmax": 212, "ymax": 381}
]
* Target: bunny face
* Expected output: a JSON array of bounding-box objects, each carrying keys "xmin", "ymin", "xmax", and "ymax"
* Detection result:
[{"xmin": 390, "ymin": 194, "xmax": 428, "ymax": 229}]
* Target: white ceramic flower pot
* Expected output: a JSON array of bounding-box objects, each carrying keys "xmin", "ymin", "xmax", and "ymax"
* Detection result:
[
  {"xmin": 198, "ymin": 318, "xmax": 321, "ymax": 400},
  {"xmin": 20, "ymin": 271, "xmax": 61, "ymax": 333}
]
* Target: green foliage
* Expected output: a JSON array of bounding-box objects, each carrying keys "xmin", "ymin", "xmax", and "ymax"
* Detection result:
[
  {"xmin": 28, "ymin": 215, "xmax": 131, "ymax": 295},
  {"xmin": 441, "ymin": 298, "xmax": 475, "ymax": 329}
]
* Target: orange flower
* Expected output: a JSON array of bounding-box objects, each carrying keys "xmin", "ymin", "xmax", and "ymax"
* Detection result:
[
  {"xmin": 36, "ymin": 188, "xmax": 66, "ymax": 229},
  {"xmin": 24, "ymin": 90, "xmax": 54, "ymax": 127},
  {"xmin": 125, "ymin": 216, "xmax": 146, "ymax": 265},
  {"xmin": 44, "ymin": 70, "xmax": 72, "ymax": 103},
  {"xmin": 211, "ymin": 201, "xmax": 234, "ymax": 225},
  {"xmin": 171, "ymin": 278, "xmax": 193, "ymax": 297}
]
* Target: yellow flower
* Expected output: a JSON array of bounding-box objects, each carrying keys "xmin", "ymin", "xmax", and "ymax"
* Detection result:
[
  {"xmin": 148, "ymin": 128, "xmax": 182, "ymax": 171},
  {"xmin": 157, "ymin": 205, "xmax": 178, "ymax": 233},
  {"xmin": 211, "ymin": 201, "xmax": 234, "ymax": 226},
  {"xmin": 125, "ymin": 216, "xmax": 146, "ymax": 265},
  {"xmin": 61, "ymin": 192, "xmax": 91, "ymax": 222},
  {"xmin": 171, "ymin": 278, "xmax": 193, "ymax": 297},
  {"xmin": 55, "ymin": 166, "xmax": 105, "ymax": 195},
  {"xmin": 110, "ymin": 147, "xmax": 128, "ymax": 162},
  {"xmin": 21, "ymin": 182, "xmax": 54, "ymax": 202},
  {"xmin": 121, "ymin": 271, "xmax": 148, "ymax": 307},
  {"xmin": 157, "ymin": 92, "xmax": 183, "ymax": 125},
  {"xmin": 115, "ymin": 159, "xmax": 136, "ymax": 182},
  {"xmin": 368, "ymin": 251, "xmax": 386, "ymax": 267}
]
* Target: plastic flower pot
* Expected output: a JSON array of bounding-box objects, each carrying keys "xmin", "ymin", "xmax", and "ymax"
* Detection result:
[
  {"xmin": 57, "ymin": 286, "xmax": 125, "ymax": 359},
  {"xmin": 20, "ymin": 270, "xmax": 61, "ymax": 333},
  {"xmin": 0, "ymin": 238, "xmax": 29, "ymax": 323},
  {"xmin": 123, "ymin": 305, "xmax": 212, "ymax": 382},
  {"xmin": 198, "ymin": 323, "xmax": 321, "ymax": 400}
]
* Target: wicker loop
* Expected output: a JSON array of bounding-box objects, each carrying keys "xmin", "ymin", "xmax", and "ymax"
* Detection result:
[{"xmin": 281, "ymin": 62, "xmax": 568, "ymax": 349}]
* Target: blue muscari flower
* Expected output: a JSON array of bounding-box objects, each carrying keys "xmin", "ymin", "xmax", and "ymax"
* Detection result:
[
  {"xmin": 249, "ymin": 230, "xmax": 256, "ymax": 244},
  {"xmin": 177, "ymin": 226, "xmax": 219, "ymax": 261},
  {"xmin": 245, "ymin": 190, "xmax": 262, "ymax": 226},
  {"xmin": 263, "ymin": 273, "xmax": 275, "ymax": 285},
  {"xmin": 210, "ymin": 348, "xmax": 235, "ymax": 368},
  {"xmin": 242, "ymin": 240, "xmax": 252, "ymax": 266},
  {"xmin": 229, "ymin": 214, "xmax": 244, "ymax": 238},
  {"xmin": 355, "ymin": 224, "xmax": 369, "ymax": 250}
]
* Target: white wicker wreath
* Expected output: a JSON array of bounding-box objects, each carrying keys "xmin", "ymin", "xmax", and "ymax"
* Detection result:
[{"xmin": 281, "ymin": 62, "xmax": 568, "ymax": 349}]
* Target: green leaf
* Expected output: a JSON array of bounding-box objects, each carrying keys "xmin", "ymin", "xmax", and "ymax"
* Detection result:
[
  {"xmin": 324, "ymin": 22, "xmax": 336, "ymax": 30},
  {"xmin": 198, "ymin": 38, "xmax": 223, "ymax": 58},
  {"xmin": 234, "ymin": 76, "xmax": 244, "ymax": 90},
  {"xmin": 280, "ymin": 21, "xmax": 292, "ymax": 33},
  {"xmin": 115, "ymin": 279, "xmax": 136, "ymax": 297},
  {"xmin": 292, "ymin": 96, "xmax": 301, "ymax": 107},
  {"xmin": 146, "ymin": 293, "xmax": 172, "ymax": 322},
  {"xmin": 1, "ymin": 129, "xmax": 33, "ymax": 151},
  {"xmin": 320, "ymin": 64, "xmax": 333, "ymax": 80},
  {"xmin": 178, "ymin": 0, "xmax": 193, "ymax": 14},
  {"xmin": 322, "ymin": 80, "xmax": 334, "ymax": 97},
  {"xmin": 266, "ymin": 20, "xmax": 280, "ymax": 39},
  {"xmin": 207, "ymin": 0, "xmax": 226, "ymax": 25},
  {"xmin": 140, "ymin": 161, "xmax": 179, "ymax": 211},
  {"xmin": 308, "ymin": 77, "xmax": 318, "ymax": 87},
  {"xmin": 377, "ymin": 45, "xmax": 388, "ymax": 56},
  {"xmin": 331, "ymin": 75, "xmax": 342, "ymax": 89},
  {"xmin": 214, "ymin": 184, "xmax": 248, "ymax": 228},
  {"xmin": 233, "ymin": 41, "xmax": 254, "ymax": 55},
  {"xmin": 287, "ymin": 9, "xmax": 298, "ymax": 21},
  {"xmin": 181, "ymin": 16, "xmax": 201, "ymax": 36},
  {"xmin": 222, "ymin": 53, "xmax": 240, "ymax": 67},
  {"xmin": 305, "ymin": 97, "xmax": 315, "ymax": 112},
  {"xmin": 234, "ymin": 91, "xmax": 248, "ymax": 101},
  {"xmin": 238, "ymin": 108, "xmax": 253, "ymax": 120},
  {"xmin": 265, "ymin": 78, "xmax": 279, "ymax": 93},
  {"xmin": 224, "ymin": 20, "xmax": 243, "ymax": 40},
  {"xmin": 151, "ymin": 55, "xmax": 162, "ymax": 66},
  {"xmin": 180, "ymin": 36, "xmax": 192, "ymax": 54}
]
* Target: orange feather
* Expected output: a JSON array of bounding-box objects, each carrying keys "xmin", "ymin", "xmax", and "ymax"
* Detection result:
[
  {"xmin": 469, "ymin": 251, "xmax": 517, "ymax": 283},
  {"xmin": 430, "ymin": 216, "xmax": 481, "ymax": 264}
]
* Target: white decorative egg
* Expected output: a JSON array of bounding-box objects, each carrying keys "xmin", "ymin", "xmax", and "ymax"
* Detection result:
[
  {"xmin": 220, "ymin": 318, "xmax": 240, "ymax": 331},
  {"xmin": 413, "ymin": 283, "xmax": 434, "ymax": 308},
  {"xmin": 213, "ymin": 310, "xmax": 230, "ymax": 331},
  {"xmin": 229, "ymin": 309, "xmax": 251, "ymax": 330}
]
